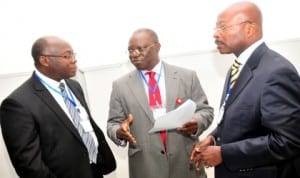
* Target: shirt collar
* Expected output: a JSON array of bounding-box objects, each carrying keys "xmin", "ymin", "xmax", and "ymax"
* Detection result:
[
  {"xmin": 237, "ymin": 39, "xmax": 264, "ymax": 64},
  {"xmin": 35, "ymin": 69, "xmax": 66, "ymax": 88},
  {"xmin": 141, "ymin": 60, "xmax": 163, "ymax": 76}
]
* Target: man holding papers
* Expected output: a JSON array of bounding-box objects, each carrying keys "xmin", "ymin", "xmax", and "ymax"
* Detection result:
[{"xmin": 107, "ymin": 28, "xmax": 214, "ymax": 178}]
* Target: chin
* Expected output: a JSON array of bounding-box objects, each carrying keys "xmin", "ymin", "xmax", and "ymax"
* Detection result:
[
  {"xmin": 134, "ymin": 64, "xmax": 145, "ymax": 70},
  {"xmin": 70, "ymin": 71, "xmax": 77, "ymax": 77},
  {"xmin": 218, "ymin": 49, "xmax": 231, "ymax": 54}
]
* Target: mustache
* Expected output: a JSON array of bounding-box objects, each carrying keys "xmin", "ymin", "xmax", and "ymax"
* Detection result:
[
  {"xmin": 215, "ymin": 40, "xmax": 224, "ymax": 45},
  {"xmin": 130, "ymin": 57, "xmax": 143, "ymax": 62}
]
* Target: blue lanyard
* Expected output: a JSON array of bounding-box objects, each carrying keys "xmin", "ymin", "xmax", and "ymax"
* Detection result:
[
  {"xmin": 226, "ymin": 75, "xmax": 232, "ymax": 95},
  {"xmin": 35, "ymin": 73, "xmax": 77, "ymax": 107},
  {"xmin": 222, "ymin": 75, "xmax": 233, "ymax": 106},
  {"xmin": 140, "ymin": 63, "xmax": 163, "ymax": 94}
]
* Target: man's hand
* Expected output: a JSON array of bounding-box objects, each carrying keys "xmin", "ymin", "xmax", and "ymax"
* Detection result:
[
  {"xmin": 190, "ymin": 136, "xmax": 214, "ymax": 170},
  {"xmin": 116, "ymin": 114, "xmax": 136, "ymax": 144},
  {"xmin": 177, "ymin": 118, "xmax": 198, "ymax": 135},
  {"xmin": 201, "ymin": 146, "xmax": 222, "ymax": 167}
]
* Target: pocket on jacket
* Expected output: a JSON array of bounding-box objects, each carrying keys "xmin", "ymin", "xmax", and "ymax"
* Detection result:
[{"xmin": 128, "ymin": 147, "xmax": 142, "ymax": 157}]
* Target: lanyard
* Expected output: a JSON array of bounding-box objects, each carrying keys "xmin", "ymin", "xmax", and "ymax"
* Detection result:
[
  {"xmin": 35, "ymin": 73, "xmax": 77, "ymax": 107},
  {"xmin": 140, "ymin": 63, "xmax": 163, "ymax": 94},
  {"xmin": 221, "ymin": 75, "xmax": 233, "ymax": 107}
]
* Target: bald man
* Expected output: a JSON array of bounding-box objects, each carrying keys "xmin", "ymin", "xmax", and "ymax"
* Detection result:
[
  {"xmin": 1, "ymin": 36, "xmax": 116, "ymax": 178},
  {"xmin": 190, "ymin": 2, "xmax": 300, "ymax": 178}
]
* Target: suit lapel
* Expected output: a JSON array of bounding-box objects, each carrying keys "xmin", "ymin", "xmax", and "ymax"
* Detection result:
[
  {"xmin": 66, "ymin": 80, "xmax": 87, "ymax": 111},
  {"xmin": 31, "ymin": 74, "xmax": 83, "ymax": 143},
  {"xmin": 226, "ymin": 66, "xmax": 252, "ymax": 107},
  {"xmin": 164, "ymin": 63, "xmax": 179, "ymax": 112},
  {"xmin": 225, "ymin": 42, "xmax": 268, "ymax": 108},
  {"xmin": 220, "ymin": 70, "xmax": 231, "ymax": 107},
  {"xmin": 127, "ymin": 70, "xmax": 154, "ymax": 121},
  {"xmin": 65, "ymin": 80, "xmax": 97, "ymax": 130}
]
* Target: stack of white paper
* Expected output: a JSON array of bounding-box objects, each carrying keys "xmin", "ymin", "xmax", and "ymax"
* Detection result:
[{"xmin": 148, "ymin": 99, "xmax": 196, "ymax": 133}]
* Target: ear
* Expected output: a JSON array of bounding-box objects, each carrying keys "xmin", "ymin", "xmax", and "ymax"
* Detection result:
[
  {"xmin": 245, "ymin": 23, "xmax": 256, "ymax": 38},
  {"xmin": 39, "ymin": 56, "xmax": 50, "ymax": 67},
  {"xmin": 155, "ymin": 42, "xmax": 161, "ymax": 51}
]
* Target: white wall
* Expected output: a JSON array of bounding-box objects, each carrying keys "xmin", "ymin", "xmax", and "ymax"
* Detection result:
[
  {"xmin": 1, "ymin": 0, "xmax": 300, "ymax": 177},
  {"xmin": 1, "ymin": 38, "xmax": 299, "ymax": 178},
  {"xmin": 0, "ymin": 72, "xmax": 32, "ymax": 178},
  {"xmin": 0, "ymin": 0, "xmax": 300, "ymax": 75}
]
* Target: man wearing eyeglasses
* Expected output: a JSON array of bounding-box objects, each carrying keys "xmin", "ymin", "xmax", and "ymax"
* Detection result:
[
  {"xmin": 107, "ymin": 28, "xmax": 214, "ymax": 178},
  {"xmin": 190, "ymin": 2, "xmax": 300, "ymax": 178},
  {"xmin": 0, "ymin": 36, "xmax": 116, "ymax": 178}
]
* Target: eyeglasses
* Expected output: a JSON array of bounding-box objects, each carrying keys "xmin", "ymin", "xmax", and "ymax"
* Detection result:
[
  {"xmin": 214, "ymin": 21, "xmax": 252, "ymax": 33},
  {"xmin": 127, "ymin": 43, "xmax": 157, "ymax": 55},
  {"xmin": 41, "ymin": 53, "xmax": 76, "ymax": 60}
]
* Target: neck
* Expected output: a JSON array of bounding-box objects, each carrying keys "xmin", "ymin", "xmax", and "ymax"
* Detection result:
[
  {"xmin": 147, "ymin": 59, "xmax": 160, "ymax": 71},
  {"xmin": 37, "ymin": 68, "xmax": 62, "ymax": 82}
]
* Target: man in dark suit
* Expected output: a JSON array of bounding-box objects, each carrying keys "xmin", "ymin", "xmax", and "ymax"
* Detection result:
[
  {"xmin": 190, "ymin": 1, "xmax": 300, "ymax": 178},
  {"xmin": 0, "ymin": 36, "xmax": 116, "ymax": 178}
]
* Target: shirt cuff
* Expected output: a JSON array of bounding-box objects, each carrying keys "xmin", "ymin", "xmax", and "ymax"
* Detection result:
[
  {"xmin": 209, "ymin": 135, "xmax": 216, "ymax": 145},
  {"xmin": 119, "ymin": 139, "xmax": 127, "ymax": 147}
]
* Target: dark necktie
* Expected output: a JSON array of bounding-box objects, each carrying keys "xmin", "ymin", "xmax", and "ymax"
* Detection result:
[
  {"xmin": 146, "ymin": 71, "xmax": 167, "ymax": 151},
  {"xmin": 59, "ymin": 83, "xmax": 97, "ymax": 163}
]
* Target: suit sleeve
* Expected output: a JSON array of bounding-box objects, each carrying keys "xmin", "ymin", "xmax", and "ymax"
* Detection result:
[
  {"xmin": 221, "ymin": 66, "xmax": 300, "ymax": 170},
  {"xmin": 106, "ymin": 80, "xmax": 127, "ymax": 145},
  {"xmin": 0, "ymin": 98, "xmax": 57, "ymax": 178},
  {"xmin": 190, "ymin": 71, "xmax": 214, "ymax": 137}
]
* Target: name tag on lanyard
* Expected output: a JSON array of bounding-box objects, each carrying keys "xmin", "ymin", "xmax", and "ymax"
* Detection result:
[{"xmin": 218, "ymin": 80, "xmax": 231, "ymax": 124}]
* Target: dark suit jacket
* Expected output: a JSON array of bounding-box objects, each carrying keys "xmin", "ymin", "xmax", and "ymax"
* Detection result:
[
  {"xmin": 212, "ymin": 43, "xmax": 300, "ymax": 178},
  {"xmin": 0, "ymin": 73, "xmax": 116, "ymax": 178}
]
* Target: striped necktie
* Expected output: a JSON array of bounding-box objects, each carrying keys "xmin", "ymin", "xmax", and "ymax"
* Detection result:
[
  {"xmin": 230, "ymin": 59, "xmax": 242, "ymax": 89},
  {"xmin": 59, "ymin": 83, "xmax": 98, "ymax": 163}
]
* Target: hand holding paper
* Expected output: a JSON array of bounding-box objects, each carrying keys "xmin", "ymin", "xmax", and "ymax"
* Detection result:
[
  {"xmin": 149, "ymin": 99, "xmax": 196, "ymax": 133},
  {"xmin": 177, "ymin": 118, "xmax": 198, "ymax": 135}
]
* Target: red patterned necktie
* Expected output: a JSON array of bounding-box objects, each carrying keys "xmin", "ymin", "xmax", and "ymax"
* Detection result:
[{"xmin": 146, "ymin": 71, "xmax": 167, "ymax": 151}]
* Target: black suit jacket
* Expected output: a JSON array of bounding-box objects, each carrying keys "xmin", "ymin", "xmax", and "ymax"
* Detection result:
[
  {"xmin": 212, "ymin": 43, "xmax": 300, "ymax": 178},
  {"xmin": 0, "ymin": 73, "xmax": 116, "ymax": 178}
]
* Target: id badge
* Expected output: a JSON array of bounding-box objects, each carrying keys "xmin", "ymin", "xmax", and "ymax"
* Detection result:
[
  {"xmin": 152, "ymin": 107, "xmax": 166, "ymax": 120},
  {"xmin": 218, "ymin": 94, "xmax": 229, "ymax": 124}
]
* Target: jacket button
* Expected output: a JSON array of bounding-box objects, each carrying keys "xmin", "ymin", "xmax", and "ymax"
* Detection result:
[
  {"xmin": 160, "ymin": 150, "xmax": 165, "ymax": 154},
  {"xmin": 217, "ymin": 137, "xmax": 221, "ymax": 141}
]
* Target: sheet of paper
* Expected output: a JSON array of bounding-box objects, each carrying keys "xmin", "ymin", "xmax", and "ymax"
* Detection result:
[{"xmin": 148, "ymin": 99, "xmax": 196, "ymax": 133}]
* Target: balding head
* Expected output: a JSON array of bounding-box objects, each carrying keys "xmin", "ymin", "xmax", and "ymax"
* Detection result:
[
  {"xmin": 31, "ymin": 36, "xmax": 71, "ymax": 66},
  {"xmin": 130, "ymin": 28, "xmax": 159, "ymax": 44},
  {"xmin": 214, "ymin": 1, "xmax": 263, "ymax": 56},
  {"xmin": 128, "ymin": 28, "xmax": 161, "ymax": 70},
  {"xmin": 31, "ymin": 36, "xmax": 76, "ymax": 81},
  {"xmin": 221, "ymin": 1, "xmax": 263, "ymax": 39},
  {"xmin": 226, "ymin": 2, "xmax": 262, "ymax": 25}
]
